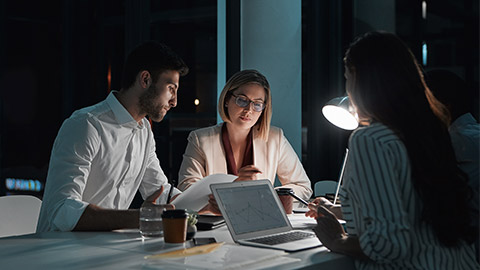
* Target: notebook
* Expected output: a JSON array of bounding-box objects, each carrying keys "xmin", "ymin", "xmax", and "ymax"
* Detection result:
[
  {"xmin": 210, "ymin": 180, "xmax": 322, "ymax": 252},
  {"xmin": 196, "ymin": 215, "xmax": 225, "ymax": 230}
]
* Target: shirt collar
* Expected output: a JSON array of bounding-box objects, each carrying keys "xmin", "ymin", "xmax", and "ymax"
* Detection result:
[
  {"xmin": 106, "ymin": 91, "xmax": 145, "ymax": 129},
  {"xmin": 450, "ymin": 113, "xmax": 477, "ymax": 131}
]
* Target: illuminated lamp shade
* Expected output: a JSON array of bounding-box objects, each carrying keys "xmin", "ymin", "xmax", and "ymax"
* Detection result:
[
  {"xmin": 321, "ymin": 96, "xmax": 358, "ymax": 130},
  {"xmin": 322, "ymin": 96, "xmax": 357, "ymax": 205}
]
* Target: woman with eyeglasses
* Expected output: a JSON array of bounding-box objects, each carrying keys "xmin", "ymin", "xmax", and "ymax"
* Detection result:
[{"xmin": 177, "ymin": 69, "xmax": 312, "ymax": 201}]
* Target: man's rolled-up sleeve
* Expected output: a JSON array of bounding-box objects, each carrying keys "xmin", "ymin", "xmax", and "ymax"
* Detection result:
[
  {"xmin": 51, "ymin": 199, "xmax": 89, "ymax": 231},
  {"xmin": 38, "ymin": 116, "xmax": 99, "ymax": 232}
]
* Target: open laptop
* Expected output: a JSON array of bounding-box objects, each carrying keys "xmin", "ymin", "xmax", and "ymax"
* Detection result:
[{"xmin": 210, "ymin": 180, "xmax": 322, "ymax": 252}]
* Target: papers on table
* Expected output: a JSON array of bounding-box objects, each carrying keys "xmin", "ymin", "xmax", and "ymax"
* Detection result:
[
  {"xmin": 292, "ymin": 201, "xmax": 309, "ymax": 213},
  {"xmin": 144, "ymin": 242, "xmax": 225, "ymax": 259},
  {"xmin": 288, "ymin": 213, "xmax": 317, "ymax": 229},
  {"xmin": 143, "ymin": 243, "xmax": 300, "ymax": 270},
  {"xmin": 288, "ymin": 213, "xmax": 347, "ymax": 230},
  {"xmin": 172, "ymin": 174, "xmax": 237, "ymax": 212}
]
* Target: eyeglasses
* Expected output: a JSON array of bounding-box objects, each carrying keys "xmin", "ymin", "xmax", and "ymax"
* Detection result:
[{"xmin": 231, "ymin": 94, "xmax": 265, "ymax": 112}]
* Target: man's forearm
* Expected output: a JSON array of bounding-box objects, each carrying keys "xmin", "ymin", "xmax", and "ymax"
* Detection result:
[{"xmin": 73, "ymin": 204, "xmax": 139, "ymax": 231}]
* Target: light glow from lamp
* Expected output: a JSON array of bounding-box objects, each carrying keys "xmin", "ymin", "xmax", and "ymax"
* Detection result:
[
  {"xmin": 322, "ymin": 96, "xmax": 358, "ymax": 130},
  {"xmin": 321, "ymin": 96, "xmax": 357, "ymax": 206}
]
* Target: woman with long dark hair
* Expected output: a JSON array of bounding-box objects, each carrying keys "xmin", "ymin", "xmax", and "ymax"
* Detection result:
[{"xmin": 309, "ymin": 32, "xmax": 478, "ymax": 269}]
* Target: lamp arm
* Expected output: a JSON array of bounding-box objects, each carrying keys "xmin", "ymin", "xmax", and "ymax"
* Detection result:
[{"xmin": 333, "ymin": 148, "xmax": 349, "ymax": 205}]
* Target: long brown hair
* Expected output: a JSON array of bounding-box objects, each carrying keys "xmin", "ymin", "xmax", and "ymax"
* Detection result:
[{"xmin": 345, "ymin": 31, "xmax": 475, "ymax": 246}]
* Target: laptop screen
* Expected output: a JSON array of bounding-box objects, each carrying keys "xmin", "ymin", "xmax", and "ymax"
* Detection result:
[{"xmin": 214, "ymin": 182, "xmax": 289, "ymax": 234}]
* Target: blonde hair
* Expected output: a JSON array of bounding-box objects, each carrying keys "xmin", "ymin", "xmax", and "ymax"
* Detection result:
[{"xmin": 218, "ymin": 69, "xmax": 272, "ymax": 141}]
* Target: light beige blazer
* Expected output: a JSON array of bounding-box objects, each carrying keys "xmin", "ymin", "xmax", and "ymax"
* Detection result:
[{"xmin": 177, "ymin": 124, "xmax": 313, "ymax": 200}]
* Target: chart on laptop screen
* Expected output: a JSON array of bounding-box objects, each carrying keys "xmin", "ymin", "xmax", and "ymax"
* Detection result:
[{"xmin": 216, "ymin": 184, "xmax": 288, "ymax": 234}]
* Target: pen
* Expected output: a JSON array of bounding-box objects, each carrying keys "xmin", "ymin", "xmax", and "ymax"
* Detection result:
[
  {"xmin": 288, "ymin": 191, "xmax": 309, "ymax": 206},
  {"xmin": 166, "ymin": 184, "xmax": 173, "ymax": 204}
]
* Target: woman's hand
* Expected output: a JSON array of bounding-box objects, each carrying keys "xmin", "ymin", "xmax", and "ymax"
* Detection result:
[
  {"xmin": 198, "ymin": 194, "xmax": 222, "ymax": 216},
  {"xmin": 313, "ymin": 205, "xmax": 346, "ymax": 251},
  {"xmin": 235, "ymin": 165, "xmax": 262, "ymax": 181},
  {"xmin": 306, "ymin": 197, "xmax": 343, "ymax": 219},
  {"xmin": 314, "ymin": 205, "xmax": 370, "ymax": 260}
]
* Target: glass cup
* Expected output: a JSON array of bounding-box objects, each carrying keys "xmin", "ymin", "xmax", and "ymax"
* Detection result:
[
  {"xmin": 162, "ymin": 209, "xmax": 188, "ymax": 243},
  {"xmin": 276, "ymin": 188, "xmax": 294, "ymax": 214},
  {"xmin": 139, "ymin": 205, "xmax": 165, "ymax": 238}
]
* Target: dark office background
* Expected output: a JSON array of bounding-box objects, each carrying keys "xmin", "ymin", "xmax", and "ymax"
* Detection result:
[{"xmin": 0, "ymin": 0, "xmax": 478, "ymax": 199}]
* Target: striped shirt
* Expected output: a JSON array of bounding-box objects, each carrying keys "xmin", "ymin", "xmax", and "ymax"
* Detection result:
[{"xmin": 340, "ymin": 123, "xmax": 479, "ymax": 270}]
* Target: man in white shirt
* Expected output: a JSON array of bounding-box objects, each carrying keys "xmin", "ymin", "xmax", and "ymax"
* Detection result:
[{"xmin": 37, "ymin": 41, "xmax": 189, "ymax": 232}]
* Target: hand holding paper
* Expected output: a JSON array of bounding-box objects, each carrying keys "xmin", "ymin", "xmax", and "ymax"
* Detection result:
[{"xmin": 171, "ymin": 174, "xmax": 237, "ymax": 211}]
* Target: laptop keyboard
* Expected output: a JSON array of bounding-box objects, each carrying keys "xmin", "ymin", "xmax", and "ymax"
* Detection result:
[{"xmin": 248, "ymin": 231, "xmax": 315, "ymax": 246}]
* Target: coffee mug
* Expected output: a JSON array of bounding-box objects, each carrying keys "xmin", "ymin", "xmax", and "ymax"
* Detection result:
[
  {"xmin": 276, "ymin": 188, "xmax": 293, "ymax": 214},
  {"xmin": 162, "ymin": 209, "xmax": 188, "ymax": 243}
]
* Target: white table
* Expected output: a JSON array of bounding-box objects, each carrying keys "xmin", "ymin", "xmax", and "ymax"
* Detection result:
[{"xmin": 0, "ymin": 215, "xmax": 355, "ymax": 270}]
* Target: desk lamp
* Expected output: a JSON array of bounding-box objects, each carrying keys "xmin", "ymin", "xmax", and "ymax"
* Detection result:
[
  {"xmin": 322, "ymin": 96, "xmax": 358, "ymax": 204},
  {"xmin": 322, "ymin": 96, "xmax": 358, "ymax": 130}
]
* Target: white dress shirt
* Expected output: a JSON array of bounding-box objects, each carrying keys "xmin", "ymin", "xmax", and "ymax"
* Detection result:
[{"xmin": 37, "ymin": 91, "xmax": 180, "ymax": 232}]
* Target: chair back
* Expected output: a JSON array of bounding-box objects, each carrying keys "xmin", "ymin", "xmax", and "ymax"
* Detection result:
[
  {"xmin": 0, "ymin": 195, "xmax": 42, "ymax": 238},
  {"xmin": 314, "ymin": 180, "xmax": 338, "ymax": 197}
]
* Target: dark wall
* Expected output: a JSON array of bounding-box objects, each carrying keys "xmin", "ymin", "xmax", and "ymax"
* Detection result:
[
  {"xmin": 0, "ymin": 0, "xmax": 477, "ymax": 198},
  {"xmin": 0, "ymin": 0, "xmax": 218, "ymax": 197}
]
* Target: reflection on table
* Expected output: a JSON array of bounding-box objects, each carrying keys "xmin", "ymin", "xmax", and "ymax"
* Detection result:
[{"xmin": 0, "ymin": 214, "xmax": 354, "ymax": 270}]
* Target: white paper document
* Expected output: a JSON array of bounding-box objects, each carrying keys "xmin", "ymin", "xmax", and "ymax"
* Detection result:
[
  {"xmin": 288, "ymin": 214, "xmax": 346, "ymax": 229},
  {"xmin": 172, "ymin": 174, "xmax": 237, "ymax": 211}
]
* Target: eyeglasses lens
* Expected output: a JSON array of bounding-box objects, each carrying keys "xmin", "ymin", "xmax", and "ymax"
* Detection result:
[{"xmin": 235, "ymin": 96, "xmax": 264, "ymax": 112}]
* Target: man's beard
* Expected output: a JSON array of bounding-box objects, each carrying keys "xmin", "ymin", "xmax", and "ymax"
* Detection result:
[{"xmin": 139, "ymin": 84, "xmax": 166, "ymax": 122}]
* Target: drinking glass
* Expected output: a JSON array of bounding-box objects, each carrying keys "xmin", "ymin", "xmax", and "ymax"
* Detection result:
[{"xmin": 139, "ymin": 205, "xmax": 165, "ymax": 238}]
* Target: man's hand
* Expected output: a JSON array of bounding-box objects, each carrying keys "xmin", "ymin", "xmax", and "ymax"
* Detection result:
[
  {"xmin": 142, "ymin": 186, "xmax": 174, "ymax": 210},
  {"xmin": 305, "ymin": 197, "xmax": 343, "ymax": 219},
  {"xmin": 145, "ymin": 186, "xmax": 164, "ymax": 205},
  {"xmin": 235, "ymin": 165, "xmax": 262, "ymax": 181}
]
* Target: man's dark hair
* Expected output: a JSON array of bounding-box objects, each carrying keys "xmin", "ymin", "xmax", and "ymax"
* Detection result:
[{"xmin": 121, "ymin": 41, "xmax": 189, "ymax": 89}]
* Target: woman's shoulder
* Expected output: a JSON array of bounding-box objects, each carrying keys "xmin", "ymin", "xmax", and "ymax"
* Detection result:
[
  {"xmin": 268, "ymin": 125, "xmax": 283, "ymax": 135},
  {"xmin": 190, "ymin": 123, "xmax": 222, "ymax": 137},
  {"xmin": 350, "ymin": 123, "xmax": 402, "ymax": 147},
  {"xmin": 351, "ymin": 122, "xmax": 395, "ymax": 138},
  {"xmin": 262, "ymin": 126, "xmax": 284, "ymax": 142}
]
